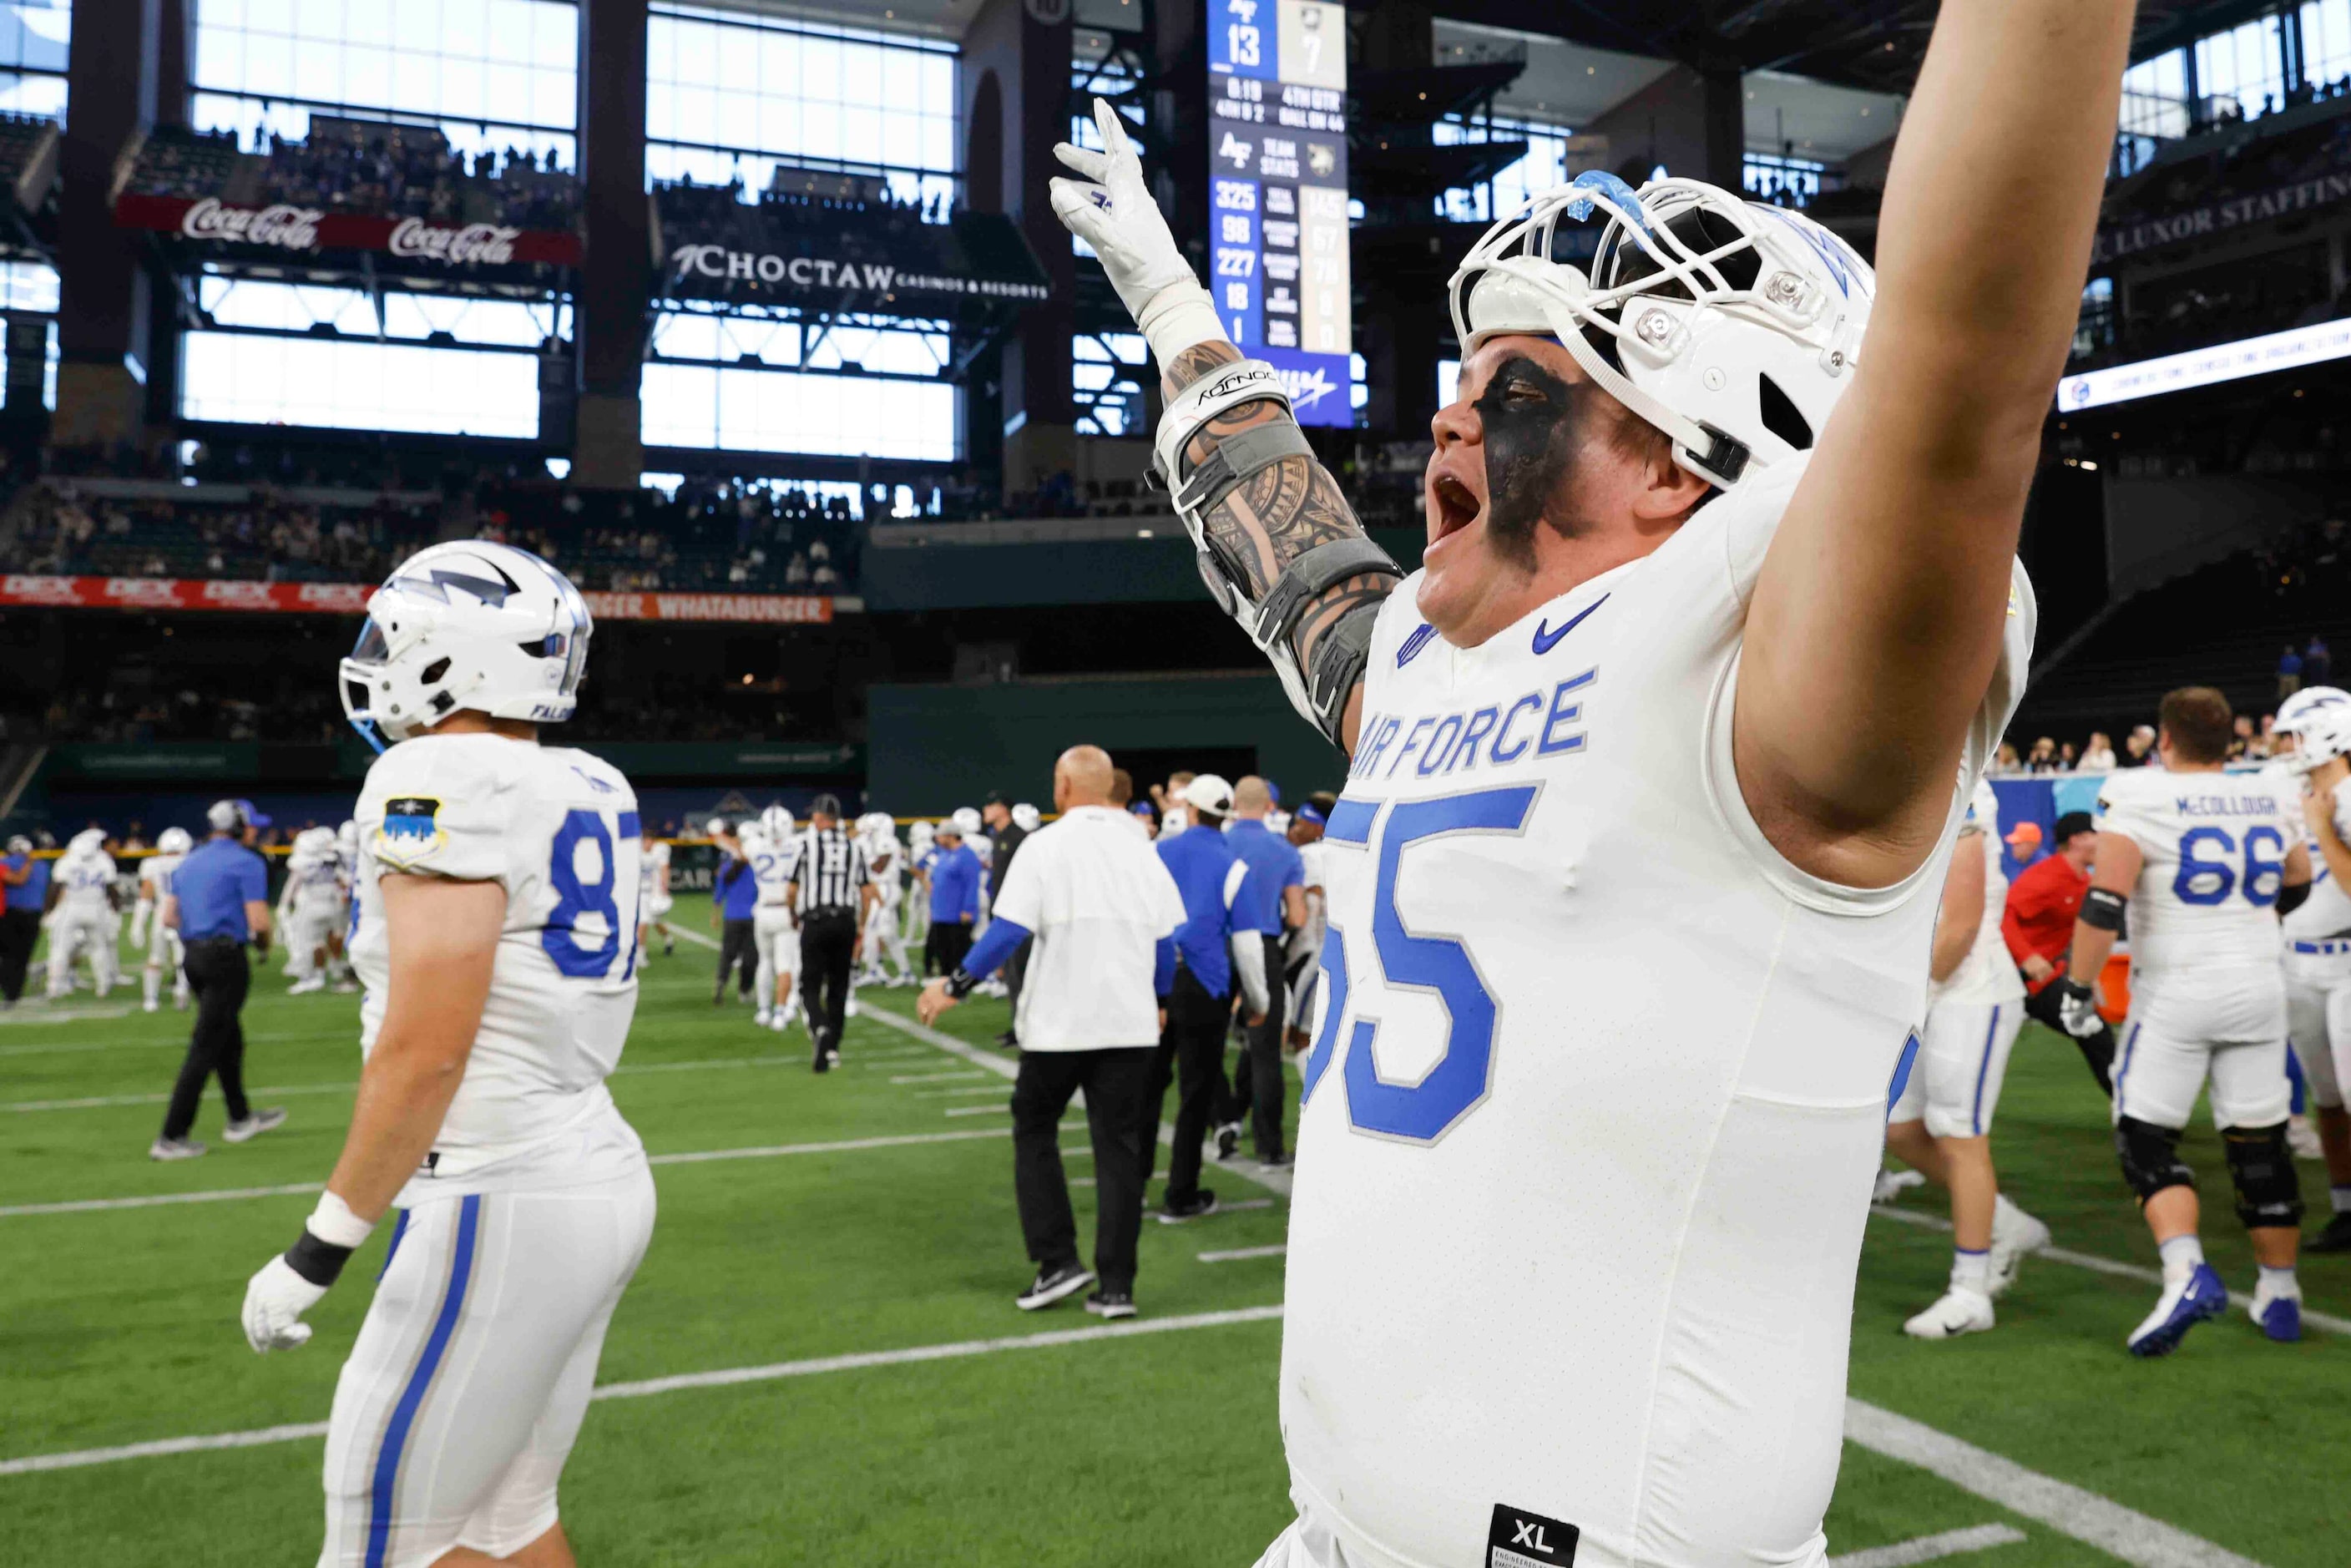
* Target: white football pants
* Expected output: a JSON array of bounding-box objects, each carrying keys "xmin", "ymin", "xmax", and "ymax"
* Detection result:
[
  {"xmin": 753, "ymin": 907, "xmax": 800, "ymax": 1014},
  {"xmin": 44, "ymin": 909, "xmax": 118, "ymax": 997}
]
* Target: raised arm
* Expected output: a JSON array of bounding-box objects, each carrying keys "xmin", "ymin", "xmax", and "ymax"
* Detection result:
[
  {"xmin": 1737, "ymin": 2, "xmax": 2136, "ymax": 887},
  {"xmin": 1052, "ymin": 100, "xmax": 1397, "ymax": 754}
]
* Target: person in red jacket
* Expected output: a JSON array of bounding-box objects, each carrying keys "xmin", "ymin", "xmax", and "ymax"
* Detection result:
[{"xmin": 2005, "ymin": 810, "xmax": 2115, "ymax": 1090}]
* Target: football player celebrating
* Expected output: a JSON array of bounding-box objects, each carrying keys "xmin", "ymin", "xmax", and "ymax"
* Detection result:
[
  {"xmin": 1050, "ymin": 0, "xmax": 2124, "ymax": 1558},
  {"xmin": 2056, "ymin": 687, "xmax": 2312, "ymax": 1354},
  {"xmin": 1885, "ymin": 780, "xmax": 2050, "ymax": 1338},
  {"xmin": 132, "ymin": 826, "xmax": 195, "ymax": 1013},
  {"xmin": 240, "ymin": 542, "xmax": 654, "ymax": 1568},
  {"xmin": 2272, "ymin": 686, "xmax": 2351, "ymax": 1252}
]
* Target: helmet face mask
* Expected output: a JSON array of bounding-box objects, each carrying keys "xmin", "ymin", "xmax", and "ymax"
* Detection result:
[
  {"xmin": 1449, "ymin": 172, "xmax": 1873, "ymax": 490},
  {"xmin": 340, "ymin": 542, "xmax": 593, "ymax": 752}
]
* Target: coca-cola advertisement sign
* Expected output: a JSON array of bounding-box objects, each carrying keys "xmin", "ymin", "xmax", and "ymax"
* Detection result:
[
  {"xmin": 179, "ymin": 197, "xmax": 323, "ymax": 250},
  {"xmin": 114, "ymin": 193, "xmax": 582, "ymax": 268}
]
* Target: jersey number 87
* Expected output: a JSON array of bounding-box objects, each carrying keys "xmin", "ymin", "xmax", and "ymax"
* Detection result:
[{"xmin": 546, "ymin": 808, "xmax": 644, "ymax": 981}]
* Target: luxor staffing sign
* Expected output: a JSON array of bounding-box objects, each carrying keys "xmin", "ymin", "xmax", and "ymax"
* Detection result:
[{"xmin": 1206, "ymin": 0, "xmax": 1352, "ymax": 427}]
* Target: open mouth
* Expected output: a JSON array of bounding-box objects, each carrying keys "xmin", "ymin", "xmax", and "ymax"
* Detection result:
[{"xmin": 1429, "ymin": 473, "xmax": 1482, "ymax": 541}]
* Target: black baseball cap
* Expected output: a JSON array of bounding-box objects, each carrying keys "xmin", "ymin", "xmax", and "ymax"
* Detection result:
[
  {"xmin": 983, "ymin": 790, "xmax": 1008, "ymax": 806},
  {"xmin": 2052, "ymin": 811, "xmax": 2096, "ymax": 845},
  {"xmin": 810, "ymin": 793, "xmax": 842, "ymax": 818}
]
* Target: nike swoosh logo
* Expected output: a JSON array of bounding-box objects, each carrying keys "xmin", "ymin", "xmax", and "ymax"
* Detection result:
[{"xmin": 1532, "ymin": 594, "xmax": 1610, "ymax": 655}]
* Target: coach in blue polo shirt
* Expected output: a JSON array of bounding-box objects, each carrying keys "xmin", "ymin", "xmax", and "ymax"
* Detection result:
[
  {"xmin": 1145, "ymin": 774, "xmax": 1274, "ymax": 1221},
  {"xmin": 925, "ymin": 823, "xmax": 983, "ymax": 977},
  {"xmin": 0, "ymin": 833, "xmax": 49, "ymax": 1005},
  {"xmin": 153, "ymin": 801, "xmax": 285, "ymax": 1161},
  {"xmin": 1223, "ymin": 776, "xmax": 1307, "ymax": 1166}
]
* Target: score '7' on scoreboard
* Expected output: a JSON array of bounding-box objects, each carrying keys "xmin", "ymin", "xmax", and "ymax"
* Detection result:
[{"xmin": 1206, "ymin": 0, "xmax": 1354, "ymax": 427}]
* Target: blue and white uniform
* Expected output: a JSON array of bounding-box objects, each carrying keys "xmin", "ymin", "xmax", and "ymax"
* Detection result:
[
  {"xmin": 319, "ymin": 732, "xmax": 653, "ymax": 1568},
  {"xmin": 2283, "ymin": 771, "xmax": 2351, "ymax": 1111},
  {"xmin": 1263, "ymin": 456, "xmax": 2032, "ymax": 1568},
  {"xmin": 748, "ymin": 826, "xmax": 803, "ymax": 1016},
  {"xmin": 1893, "ymin": 779, "xmax": 2027, "ymax": 1136},
  {"xmin": 2099, "ymin": 767, "xmax": 2298, "ymax": 1132},
  {"xmin": 44, "ymin": 846, "xmax": 120, "ymax": 998}
]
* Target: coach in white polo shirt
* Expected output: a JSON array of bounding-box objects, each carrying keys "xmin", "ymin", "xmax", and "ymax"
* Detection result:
[{"xmin": 920, "ymin": 744, "xmax": 1187, "ymax": 1319}]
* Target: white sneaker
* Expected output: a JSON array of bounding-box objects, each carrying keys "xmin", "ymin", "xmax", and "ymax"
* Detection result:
[
  {"xmin": 143, "ymin": 999, "xmax": 159, "ymax": 1014},
  {"xmin": 1903, "ymin": 1286, "xmax": 1995, "ymax": 1339},
  {"xmin": 770, "ymin": 1012, "xmax": 791, "ymax": 1033},
  {"xmin": 1873, "ymin": 1169, "xmax": 1926, "ymax": 1204},
  {"xmin": 756, "ymin": 1009, "xmax": 772, "ymax": 1028},
  {"xmin": 287, "ymin": 977, "xmax": 326, "ymax": 996},
  {"xmin": 845, "ymin": 995, "xmax": 862, "ymax": 1018},
  {"xmin": 149, "ymin": 1136, "xmax": 207, "ymax": 1161},
  {"xmin": 222, "ymin": 1108, "xmax": 288, "ymax": 1144},
  {"xmin": 1987, "ymin": 1201, "xmax": 2053, "ymax": 1299},
  {"xmin": 174, "ymin": 989, "xmax": 191, "ymax": 1010}
]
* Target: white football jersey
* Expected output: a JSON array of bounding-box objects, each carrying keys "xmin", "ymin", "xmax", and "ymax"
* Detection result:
[
  {"xmin": 1287, "ymin": 838, "xmax": 1328, "ymax": 969},
  {"xmin": 288, "ymin": 852, "xmax": 346, "ymax": 918},
  {"xmin": 1282, "ymin": 455, "xmax": 2033, "ymax": 1568},
  {"xmin": 54, "ymin": 852, "xmax": 115, "ymax": 911},
  {"xmin": 2283, "ymin": 774, "xmax": 2351, "ymax": 941},
  {"xmin": 638, "ymin": 837, "xmax": 670, "ymax": 898},
  {"xmin": 867, "ymin": 842, "xmax": 904, "ymax": 908},
  {"xmin": 138, "ymin": 852, "xmax": 185, "ymax": 904},
  {"xmin": 2096, "ymin": 766, "xmax": 2297, "ymax": 988},
  {"xmin": 1933, "ymin": 781, "xmax": 2025, "ymax": 1006},
  {"xmin": 351, "ymin": 733, "xmax": 646, "ymax": 1198},
  {"xmin": 748, "ymin": 831, "xmax": 802, "ymax": 909}
]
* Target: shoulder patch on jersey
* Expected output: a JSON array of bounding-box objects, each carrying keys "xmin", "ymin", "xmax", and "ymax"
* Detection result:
[{"xmin": 374, "ymin": 797, "xmax": 447, "ymax": 867}]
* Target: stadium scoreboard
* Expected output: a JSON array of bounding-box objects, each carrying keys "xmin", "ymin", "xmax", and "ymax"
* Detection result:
[{"xmin": 1206, "ymin": 0, "xmax": 1352, "ymax": 427}]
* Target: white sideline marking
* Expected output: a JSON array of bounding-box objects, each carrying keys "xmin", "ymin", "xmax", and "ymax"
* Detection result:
[
  {"xmin": 1871, "ymin": 1203, "xmax": 2351, "ymax": 1337},
  {"xmin": 0, "ymin": 1005, "xmax": 134, "ymax": 1028},
  {"xmin": 0, "ymin": 1028, "xmax": 336, "ymax": 1059},
  {"xmin": 0, "ymin": 1306, "xmax": 1288, "ymax": 1478},
  {"xmin": 1828, "ymin": 1524, "xmax": 2027, "ymax": 1568},
  {"xmin": 943, "ymin": 1104, "xmax": 1009, "ymax": 1117},
  {"xmin": 859, "ymin": 1002, "xmax": 1298, "ymax": 1199},
  {"xmin": 891, "ymin": 1070, "xmax": 986, "ymax": 1085},
  {"xmin": 665, "ymin": 926, "xmax": 721, "ymax": 950},
  {"xmin": 1845, "ymin": 1399, "xmax": 2269, "ymax": 1568},
  {"xmin": 1198, "ymin": 1244, "xmax": 1287, "ymax": 1263},
  {"xmin": 916, "ymin": 1086, "xmax": 1009, "ymax": 1100},
  {"xmin": 0, "ymin": 1130, "xmax": 1023, "ymax": 1216}
]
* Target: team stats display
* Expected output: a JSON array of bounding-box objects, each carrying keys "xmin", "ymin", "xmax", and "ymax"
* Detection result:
[{"xmin": 1206, "ymin": 0, "xmax": 1352, "ymax": 426}]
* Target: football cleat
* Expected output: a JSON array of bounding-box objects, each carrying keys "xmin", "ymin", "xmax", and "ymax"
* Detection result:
[
  {"xmin": 142, "ymin": 999, "xmax": 159, "ymax": 1014},
  {"xmin": 1987, "ymin": 1202, "xmax": 2052, "ymax": 1299},
  {"xmin": 287, "ymin": 977, "xmax": 326, "ymax": 996},
  {"xmin": 1872, "ymin": 1168, "xmax": 1926, "ymax": 1204},
  {"xmin": 2126, "ymin": 1262, "xmax": 2228, "ymax": 1357},
  {"xmin": 2308, "ymin": 1211, "xmax": 2351, "ymax": 1253},
  {"xmin": 1902, "ymin": 1287, "xmax": 1995, "ymax": 1340},
  {"xmin": 2249, "ymin": 1279, "xmax": 2303, "ymax": 1343},
  {"xmin": 755, "ymin": 1009, "xmax": 772, "ymax": 1028},
  {"xmin": 2287, "ymin": 1115, "xmax": 2323, "ymax": 1161}
]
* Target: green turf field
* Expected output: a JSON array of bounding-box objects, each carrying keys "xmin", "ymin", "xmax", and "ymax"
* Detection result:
[{"xmin": 3, "ymin": 894, "xmax": 2344, "ymax": 1565}]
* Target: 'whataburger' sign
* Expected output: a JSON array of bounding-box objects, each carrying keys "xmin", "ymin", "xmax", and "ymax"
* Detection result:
[{"xmin": 0, "ymin": 575, "xmax": 834, "ymax": 624}]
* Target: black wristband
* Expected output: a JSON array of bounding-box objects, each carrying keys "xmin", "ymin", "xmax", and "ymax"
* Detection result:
[
  {"xmin": 284, "ymin": 1228, "xmax": 355, "ymax": 1288},
  {"xmin": 946, "ymin": 968, "xmax": 979, "ymax": 999}
]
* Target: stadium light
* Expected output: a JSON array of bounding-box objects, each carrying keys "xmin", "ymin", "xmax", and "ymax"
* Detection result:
[{"xmin": 2058, "ymin": 317, "xmax": 2351, "ymax": 412}]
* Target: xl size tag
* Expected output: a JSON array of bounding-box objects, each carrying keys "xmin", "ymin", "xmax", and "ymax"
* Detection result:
[{"xmin": 1489, "ymin": 1505, "xmax": 1579, "ymax": 1568}]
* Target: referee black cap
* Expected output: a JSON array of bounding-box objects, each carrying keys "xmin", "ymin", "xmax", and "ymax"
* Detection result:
[{"xmin": 810, "ymin": 792, "xmax": 843, "ymax": 818}]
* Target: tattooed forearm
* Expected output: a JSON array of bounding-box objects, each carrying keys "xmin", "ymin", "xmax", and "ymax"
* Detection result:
[{"xmin": 1160, "ymin": 339, "xmax": 1384, "ymax": 751}]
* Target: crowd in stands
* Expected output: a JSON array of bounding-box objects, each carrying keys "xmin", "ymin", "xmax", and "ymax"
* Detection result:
[
  {"xmin": 1, "ymin": 482, "xmax": 438, "ymax": 584},
  {"xmin": 1995, "ymin": 635, "xmax": 2336, "ymax": 776},
  {"xmin": 129, "ymin": 119, "xmax": 581, "ymax": 232}
]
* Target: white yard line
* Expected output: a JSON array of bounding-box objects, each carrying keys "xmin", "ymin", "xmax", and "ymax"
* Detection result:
[
  {"xmin": 915, "ymin": 1086, "xmax": 1012, "ymax": 1100},
  {"xmin": 1198, "ymin": 1244, "xmax": 1287, "ymax": 1263},
  {"xmin": 943, "ymin": 1104, "xmax": 1009, "ymax": 1117},
  {"xmin": 0, "ymin": 1028, "xmax": 339, "ymax": 1059},
  {"xmin": 0, "ymin": 1005, "xmax": 135, "ymax": 1028},
  {"xmin": 0, "ymin": 1305, "xmax": 1288, "ymax": 1479},
  {"xmin": 1844, "ymin": 1400, "xmax": 2270, "ymax": 1568},
  {"xmin": 1871, "ymin": 1204, "xmax": 2351, "ymax": 1337},
  {"xmin": 1828, "ymin": 1525, "xmax": 2027, "ymax": 1568},
  {"xmin": 890, "ymin": 1070, "xmax": 988, "ymax": 1085}
]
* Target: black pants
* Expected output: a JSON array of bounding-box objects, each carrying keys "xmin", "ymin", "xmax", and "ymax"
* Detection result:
[
  {"xmin": 1141, "ymin": 970, "xmax": 1231, "ymax": 1206},
  {"xmin": 2025, "ymin": 979, "xmax": 2116, "ymax": 1095},
  {"xmin": 926, "ymin": 920, "xmax": 973, "ymax": 979},
  {"xmin": 1012, "ymin": 1045, "xmax": 1155, "ymax": 1292},
  {"xmin": 1227, "ymin": 934, "xmax": 1290, "ymax": 1157},
  {"xmin": 163, "ymin": 937, "xmax": 252, "ymax": 1140},
  {"xmin": 715, "ymin": 918, "xmax": 756, "ymax": 1000},
  {"xmin": 0, "ymin": 907, "xmax": 39, "ymax": 1002},
  {"xmin": 799, "ymin": 908, "xmax": 858, "ymax": 1052}
]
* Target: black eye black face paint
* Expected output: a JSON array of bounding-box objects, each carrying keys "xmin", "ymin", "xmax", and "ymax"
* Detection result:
[{"xmin": 1471, "ymin": 353, "xmax": 1592, "ymax": 572}]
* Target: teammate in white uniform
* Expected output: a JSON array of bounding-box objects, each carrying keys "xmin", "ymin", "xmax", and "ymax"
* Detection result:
[
  {"xmin": 748, "ymin": 806, "xmax": 804, "ymax": 1031},
  {"xmin": 132, "ymin": 827, "xmax": 195, "ymax": 1012},
  {"xmin": 44, "ymin": 828, "xmax": 121, "ymax": 999},
  {"xmin": 636, "ymin": 823, "xmax": 674, "ymax": 959},
  {"xmin": 240, "ymin": 541, "xmax": 653, "ymax": 1568},
  {"xmin": 1885, "ymin": 779, "xmax": 2050, "ymax": 1338},
  {"xmin": 2268, "ymin": 686, "xmax": 2351, "ymax": 1252},
  {"xmin": 857, "ymin": 812, "xmax": 913, "ymax": 984},
  {"xmin": 2058, "ymin": 686, "xmax": 2311, "ymax": 1355},
  {"xmin": 1282, "ymin": 800, "xmax": 1329, "ymax": 1057},
  {"xmin": 1048, "ymin": 4, "xmax": 2122, "ymax": 1553},
  {"xmin": 280, "ymin": 827, "xmax": 347, "ymax": 994},
  {"xmin": 904, "ymin": 819, "xmax": 936, "ymax": 953}
]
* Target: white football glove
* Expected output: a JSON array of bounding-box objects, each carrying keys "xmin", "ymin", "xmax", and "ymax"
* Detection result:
[
  {"xmin": 1049, "ymin": 98, "xmax": 1228, "ymax": 367},
  {"xmin": 241, "ymin": 1254, "xmax": 327, "ymax": 1353},
  {"xmin": 2052, "ymin": 978, "xmax": 2106, "ymax": 1039}
]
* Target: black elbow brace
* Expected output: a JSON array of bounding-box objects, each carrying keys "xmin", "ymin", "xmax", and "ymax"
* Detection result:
[
  {"xmin": 2278, "ymin": 880, "xmax": 2311, "ymax": 916},
  {"xmin": 2081, "ymin": 888, "xmax": 2128, "ymax": 933}
]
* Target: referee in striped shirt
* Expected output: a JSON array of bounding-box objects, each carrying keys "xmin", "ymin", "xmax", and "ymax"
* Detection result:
[{"xmin": 795, "ymin": 795, "xmax": 874, "ymax": 1070}]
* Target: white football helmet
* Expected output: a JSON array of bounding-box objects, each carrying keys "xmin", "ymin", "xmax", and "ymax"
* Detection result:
[
  {"xmin": 909, "ymin": 820, "xmax": 936, "ymax": 852},
  {"xmin": 760, "ymin": 804, "xmax": 795, "ymax": 842},
  {"xmin": 157, "ymin": 827, "xmax": 193, "ymax": 856},
  {"xmin": 1011, "ymin": 802, "xmax": 1042, "ymax": 832},
  {"xmin": 341, "ymin": 541, "xmax": 592, "ymax": 750},
  {"xmin": 1449, "ymin": 171, "xmax": 1873, "ymax": 488},
  {"xmin": 295, "ymin": 826, "xmax": 337, "ymax": 862},
  {"xmin": 951, "ymin": 807, "xmax": 983, "ymax": 837},
  {"xmin": 336, "ymin": 820, "xmax": 358, "ymax": 857},
  {"xmin": 2275, "ymin": 685, "xmax": 2351, "ymax": 774},
  {"xmin": 67, "ymin": 827, "xmax": 107, "ymax": 857}
]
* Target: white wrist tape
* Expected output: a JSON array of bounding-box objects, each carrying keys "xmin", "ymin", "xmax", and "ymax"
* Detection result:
[
  {"xmin": 306, "ymin": 1190, "xmax": 377, "ymax": 1249},
  {"xmin": 1137, "ymin": 279, "xmax": 1230, "ymax": 372}
]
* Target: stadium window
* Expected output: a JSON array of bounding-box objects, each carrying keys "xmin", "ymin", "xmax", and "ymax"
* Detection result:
[
  {"xmin": 645, "ymin": 5, "xmax": 957, "ymax": 213},
  {"xmin": 2303, "ymin": 1, "xmax": 2351, "ymax": 89},
  {"xmin": 0, "ymin": 0, "xmax": 68, "ymax": 120},
  {"xmin": 189, "ymin": 0, "xmax": 579, "ymax": 167},
  {"xmin": 1072, "ymin": 331, "xmax": 1147, "ymax": 438},
  {"xmin": 2119, "ymin": 49, "xmax": 2191, "ymax": 142},
  {"xmin": 639, "ymin": 360, "xmax": 956, "ymax": 461},
  {"xmin": 1437, "ymin": 357, "xmax": 1459, "ymax": 408},
  {"xmin": 1432, "ymin": 114, "xmax": 1575, "ymax": 225},
  {"xmin": 1351, "ymin": 351, "xmax": 1368, "ymax": 417},
  {"xmin": 179, "ymin": 332, "xmax": 542, "ymax": 438},
  {"xmin": 2193, "ymin": 14, "xmax": 2288, "ymax": 124},
  {"xmin": 1742, "ymin": 152, "xmax": 1830, "ymax": 210}
]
